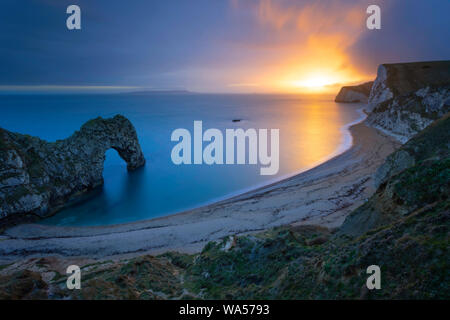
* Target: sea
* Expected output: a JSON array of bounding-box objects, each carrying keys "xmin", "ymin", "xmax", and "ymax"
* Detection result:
[{"xmin": 0, "ymin": 93, "xmax": 365, "ymax": 226}]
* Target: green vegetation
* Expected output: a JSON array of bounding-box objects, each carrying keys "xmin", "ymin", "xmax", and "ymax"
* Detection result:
[{"xmin": 394, "ymin": 159, "xmax": 449, "ymax": 206}]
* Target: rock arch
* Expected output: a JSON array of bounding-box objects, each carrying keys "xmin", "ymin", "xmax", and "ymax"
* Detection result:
[
  {"xmin": 62, "ymin": 115, "xmax": 146, "ymax": 172},
  {"xmin": 0, "ymin": 115, "xmax": 145, "ymax": 224}
]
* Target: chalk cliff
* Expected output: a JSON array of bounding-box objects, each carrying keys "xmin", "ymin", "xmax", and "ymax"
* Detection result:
[
  {"xmin": 0, "ymin": 115, "xmax": 145, "ymax": 225},
  {"xmin": 366, "ymin": 61, "xmax": 450, "ymax": 142},
  {"xmin": 334, "ymin": 81, "xmax": 373, "ymax": 103}
]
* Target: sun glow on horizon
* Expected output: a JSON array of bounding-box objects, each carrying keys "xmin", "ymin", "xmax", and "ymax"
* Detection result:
[
  {"xmin": 290, "ymin": 74, "xmax": 340, "ymax": 90},
  {"xmin": 214, "ymin": 0, "xmax": 373, "ymax": 94},
  {"xmin": 275, "ymin": 68, "xmax": 361, "ymax": 93}
]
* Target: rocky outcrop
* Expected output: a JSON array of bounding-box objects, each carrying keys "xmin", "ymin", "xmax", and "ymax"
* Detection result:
[
  {"xmin": 374, "ymin": 113, "xmax": 450, "ymax": 188},
  {"xmin": 0, "ymin": 115, "xmax": 145, "ymax": 225},
  {"xmin": 335, "ymin": 81, "xmax": 373, "ymax": 103},
  {"xmin": 339, "ymin": 113, "xmax": 449, "ymax": 237},
  {"xmin": 366, "ymin": 61, "xmax": 450, "ymax": 142}
]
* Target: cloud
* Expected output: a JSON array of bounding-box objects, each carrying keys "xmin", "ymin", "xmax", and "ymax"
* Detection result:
[
  {"xmin": 226, "ymin": 0, "xmax": 374, "ymax": 92},
  {"xmin": 347, "ymin": 0, "xmax": 450, "ymax": 74}
]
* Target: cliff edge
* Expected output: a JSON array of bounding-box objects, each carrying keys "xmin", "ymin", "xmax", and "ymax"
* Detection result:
[
  {"xmin": 0, "ymin": 115, "xmax": 145, "ymax": 226},
  {"xmin": 335, "ymin": 81, "xmax": 373, "ymax": 103},
  {"xmin": 366, "ymin": 60, "xmax": 450, "ymax": 142}
]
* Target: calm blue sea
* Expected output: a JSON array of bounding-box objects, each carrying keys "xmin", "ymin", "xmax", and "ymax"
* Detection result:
[{"xmin": 0, "ymin": 93, "xmax": 364, "ymax": 226}]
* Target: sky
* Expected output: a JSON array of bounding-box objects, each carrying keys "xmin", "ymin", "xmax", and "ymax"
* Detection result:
[{"xmin": 0, "ymin": 0, "xmax": 449, "ymax": 93}]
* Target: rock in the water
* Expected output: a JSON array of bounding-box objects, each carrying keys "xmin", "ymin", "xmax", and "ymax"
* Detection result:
[
  {"xmin": 335, "ymin": 81, "xmax": 373, "ymax": 103},
  {"xmin": 0, "ymin": 115, "xmax": 145, "ymax": 226},
  {"xmin": 366, "ymin": 61, "xmax": 450, "ymax": 142}
]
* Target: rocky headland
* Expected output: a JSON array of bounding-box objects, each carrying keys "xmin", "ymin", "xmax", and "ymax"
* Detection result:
[
  {"xmin": 334, "ymin": 81, "xmax": 373, "ymax": 103},
  {"xmin": 0, "ymin": 115, "xmax": 145, "ymax": 227},
  {"xmin": 365, "ymin": 60, "xmax": 450, "ymax": 142}
]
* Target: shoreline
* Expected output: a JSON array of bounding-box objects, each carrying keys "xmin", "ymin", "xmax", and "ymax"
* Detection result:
[{"xmin": 0, "ymin": 121, "xmax": 400, "ymax": 262}]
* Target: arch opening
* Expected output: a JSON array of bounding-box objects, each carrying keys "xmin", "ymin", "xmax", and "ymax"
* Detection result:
[{"xmin": 104, "ymin": 148, "xmax": 128, "ymax": 169}]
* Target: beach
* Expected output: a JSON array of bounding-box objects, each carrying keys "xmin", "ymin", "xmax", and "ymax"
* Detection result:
[{"xmin": 0, "ymin": 121, "xmax": 400, "ymax": 263}]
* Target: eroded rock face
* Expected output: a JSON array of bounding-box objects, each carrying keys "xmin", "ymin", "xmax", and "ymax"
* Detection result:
[
  {"xmin": 366, "ymin": 61, "xmax": 450, "ymax": 142},
  {"xmin": 366, "ymin": 65, "xmax": 393, "ymax": 111},
  {"xmin": 0, "ymin": 115, "xmax": 145, "ymax": 225},
  {"xmin": 340, "ymin": 114, "xmax": 450, "ymax": 237},
  {"xmin": 334, "ymin": 81, "xmax": 373, "ymax": 103}
]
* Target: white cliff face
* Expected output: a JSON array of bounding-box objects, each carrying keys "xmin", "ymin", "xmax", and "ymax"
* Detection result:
[
  {"xmin": 367, "ymin": 86, "xmax": 450, "ymax": 143},
  {"xmin": 366, "ymin": 65, "xmax": 393, "ymax": 112},
  {"xmin": 365, "ymin": 61, "xmax": 450, "ymax": 143}
]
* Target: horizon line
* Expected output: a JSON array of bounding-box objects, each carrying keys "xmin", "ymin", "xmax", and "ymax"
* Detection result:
[{"xmin": 0, "ymin": 85, "xmax": 351, "ymax": 95}]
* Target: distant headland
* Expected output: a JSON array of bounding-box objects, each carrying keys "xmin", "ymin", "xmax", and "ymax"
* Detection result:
[{"xmin": 124, "ymin": 89, "xmax": 192, "ymax": 95}]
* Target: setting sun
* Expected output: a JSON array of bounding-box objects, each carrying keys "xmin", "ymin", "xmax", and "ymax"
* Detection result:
[
  {"xmin": 291, "ymin": 76, "xmax": 337, "ymax": 89},
  {"xmin": 280, "ymin": 71, "xmax": 347, "ymax": 93}
]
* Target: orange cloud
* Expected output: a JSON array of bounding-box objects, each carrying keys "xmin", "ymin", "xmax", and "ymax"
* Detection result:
[{"xmin": 227, "ymin": 0, "xmax": 372, "ymax": 93}]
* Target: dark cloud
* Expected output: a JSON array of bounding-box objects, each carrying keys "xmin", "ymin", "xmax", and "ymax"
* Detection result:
[{"xmin": 348, "ymin": 0, "xmax": 450, "ymax": 74}]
